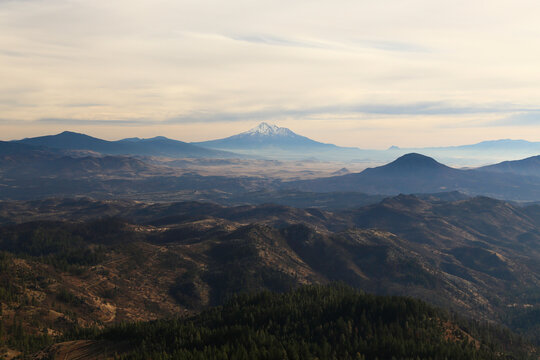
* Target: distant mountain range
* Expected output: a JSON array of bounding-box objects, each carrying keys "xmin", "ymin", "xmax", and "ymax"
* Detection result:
[
  {"xmin": 478, "ymin": 155, "xmax": 540, "ymax": 176},
  {"xmin": 8, "ymin": 124, "xmax": 540, "ymax": 164},
  {"xmin": 433, "ymin": 138, "xmax": 540, "ymax": 152},
  {"xmin": 14, "ymin": 131, "xmax": 239, "ymax": 159},
  {"xmin": 387, "ymin": 139, "xmax": 540, "ymax": 166},
  {"xmin": 8, "ymin": 130, "xmax": 540, "ymax": 201},
  {"xmin": 8, "ymin": 125, "xmax": 369, "ymax": 162},
  {"xmin": 193, "ymin": 122, "xmax": 540, "ymax": 164},
  {"xmin": 288, "ymin": 153, "xmax": 540, "ymax": 201}
]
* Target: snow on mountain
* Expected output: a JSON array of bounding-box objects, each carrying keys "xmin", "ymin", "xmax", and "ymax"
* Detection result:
[
  {"xmin": 193, "ymin": 122, "xmax": 336, "ymax": 151},
  {"xmin": 244, "ymin": 122, "xmax": 296, "ymax": 137}
]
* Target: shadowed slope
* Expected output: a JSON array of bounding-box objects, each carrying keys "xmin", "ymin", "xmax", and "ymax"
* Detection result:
[
  {"xmin": 15, "ymin": 131, "xmax": 239, "ymax": 158},
  {"xmin": 288, "ymin": 153, "xmax": 540, "ymax": 200}
]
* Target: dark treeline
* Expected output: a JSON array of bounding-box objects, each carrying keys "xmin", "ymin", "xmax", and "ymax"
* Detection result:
[
  {"xmin": 0, "ymin": 251, "xmax": 54, "ymax": 356},
  {"xmin": 0, "ymin": 318, "xmax": 52, "ymax": 356},
  {"xmin": 70, "ymin": 284, "xmax": 534, "ymax": 360},
  {"xmin": 0, "ymin": 218, "xmax": 131, "ymax": 273}
]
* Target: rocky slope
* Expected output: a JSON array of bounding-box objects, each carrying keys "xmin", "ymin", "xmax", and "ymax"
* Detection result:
[{"xmin": 0, "ymin": 195, "xmax": 538, "ymax": 357}]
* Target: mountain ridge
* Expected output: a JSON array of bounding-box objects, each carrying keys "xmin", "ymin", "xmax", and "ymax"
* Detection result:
[
  {"xmin": 0, "ymin": 195, "xmax": 538, "ymax": 350},
  {"xmin": 478, "ymin": 155, "xmax": 540, "ymax": 176},
  {"xmin": 287, "ymin": 152, "xmax": 540, "ymax": 200},
  {"xmin": 8, "ymin": 127, "xmax": 540, "ymax": 164},
  {"xmin": 364, "ymin": 152, "xmax": 451, "ymax": 173},
  {"xmin": 14, "ymin": 131, "xmax": 240, "ymax": 159},
  {"xmin": 193, "ymin": 122, "xmax": 339, "ymax": 150}
]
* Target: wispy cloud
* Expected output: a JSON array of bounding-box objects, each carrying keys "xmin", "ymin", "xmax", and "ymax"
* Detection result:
[
  {"xmin": 228, "ymin": 34, "xmax": 430, "ymax": 53},
  {"xmin": 357, "ymin": 40, "xmax": 431, "ymax": 53},
  {"xmin": 3, "ymin": 0, "xmax": 540, "ymax": 146},
  {"xmin": 228, "ymin": 34, "xmax": 338, "ymax": 50},
  {"xmin": 487, "ymin": 111, "xmax": 540, "ymax": 127},
  {"xmin": 37, "ymin": 118, "xmax": 148, "ymax": 125},
  {"xmin": 343, "ymin": 102, "xmax": 524, "ymax": 115},
  {"xmin": 64, "ymin": 103, "xmax": 107, "ymax": 108},
  {"xmin": 0, "ymin": 49, "xmax": 27, "ymax": 57},
  {"xmin": 166, "ymin": 102, "xmax": 535, "ymax": 123}
]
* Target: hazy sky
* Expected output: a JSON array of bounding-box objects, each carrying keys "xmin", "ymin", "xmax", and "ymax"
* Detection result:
[{"xmin": 2, "ymin": 0, "xmax": 540, "ymax": 148}]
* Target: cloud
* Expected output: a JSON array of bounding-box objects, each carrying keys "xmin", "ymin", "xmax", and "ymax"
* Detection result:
[
  {"xmin": 356, "ymin": 40, "xmax": 431, "ymax": 53},
  {"xmin": 166, "ymin": 102, "xmax": 531, "ymax": 124},
  {"xmin": 2, "ymin": 0, "xmax": 540, "ymax": 146},
  {"xmin": 64, "ymin": 103, "xmax": 107, "ymax": 108},
  {"xmin": 487, "ymin": 111, "xmax": 540, "ymax": 127},
  {"xmin": 228, "ymin": 34, "xmax": 430, "ymax": 54},
  {"xmin": 36, "ymin": 118, "xmax": 148, "ymax": 125},
  {"xmin": 228, "ymin": 34, "xmax": 333, "ymax": 50},
  {"xmin": 344, "ymin": 103, "xmax": 519, "ymax": 116},
  {"xmin": 0, "ymin": 49, "xmax": 27, "ymax": 57}
]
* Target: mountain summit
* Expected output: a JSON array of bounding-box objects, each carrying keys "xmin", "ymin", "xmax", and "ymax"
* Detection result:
[
  {"xmin": 288, "ymin": 153, "xmax": 466, "ymax": 194},
  {"xmin": 373, "ymin": 153, "xmax": 450, "ymax": 173},
  {"xmin": 193, "ymin": 122, "xmax": 336, "ymax": 152},
  {"xmin": 14, "ymin": 131, "xmax": 238, "ymax": 158},
  {"xmin": 244, "ymin": 122, "xmax": 296, "ymax": 137},
  {"xmin": 289, "ymin": 152, "xmax": 540, "ymax": 199}
]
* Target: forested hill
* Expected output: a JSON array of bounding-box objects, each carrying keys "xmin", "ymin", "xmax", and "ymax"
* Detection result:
[{"xmin": 65, "ymin": 285, "xmax": 534, "ymax": 360}]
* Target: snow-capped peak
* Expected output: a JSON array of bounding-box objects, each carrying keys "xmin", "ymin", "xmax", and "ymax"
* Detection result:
[{"xmin": 244, "ymin": 122, "xmax": 295, "ymax": 137}]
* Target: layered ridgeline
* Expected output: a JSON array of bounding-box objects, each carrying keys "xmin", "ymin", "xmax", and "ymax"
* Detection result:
[
  {"xmin": 194, "ymin": 123, "xmax": 540, "ymax": 164},
  {"xmin": 11, "ymin": 125, "xmax": 365, "ymax": 162},
  {"xmin": 8, "ymin": 125, "xmax": 540, "ymax": 164},
  {"xmin": 288, "ymin": 153, "xmax": 540, "ymax": 200},
  {"xmin": 387, "ymin": 139, "xmax": 540, "ymax": 166},
  {"xmin": 51, "ymin": 285, "xmax": 532, "ymax": 360},
  {"xmin": 478, "ymin": 154, "xmax": 540, "ymax": 176},
  {"xmin": 0, "ymin": 195, "xmax": 538, "ymax": 358},
  {"xmin": 13, "ymin": 131, "xmax": 239, "ymax": 158},
  {"xmin": 6, "ymin": 144, "xmax": 540, "ymax": 202},
  {"xmin": 0, "ymin": 139, "xmax": 278, "ymax": 201}
]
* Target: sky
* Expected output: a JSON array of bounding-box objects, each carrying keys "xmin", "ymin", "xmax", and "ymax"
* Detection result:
[{"xmin": 1, "ymin": 0, "xmax": 540, "ymax": 148}]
